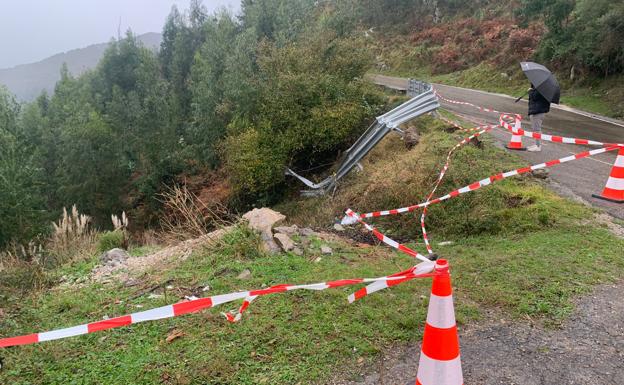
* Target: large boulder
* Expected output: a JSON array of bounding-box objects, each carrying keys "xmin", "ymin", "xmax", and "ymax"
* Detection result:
[{"xmin": 242, "ymin": 208, "xmax": 286, "ymax": 254}]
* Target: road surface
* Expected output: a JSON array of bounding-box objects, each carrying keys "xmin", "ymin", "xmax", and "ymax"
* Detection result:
[{"xmin": 369, "ymin": 74, "xmax": 624, "ymax": 219}]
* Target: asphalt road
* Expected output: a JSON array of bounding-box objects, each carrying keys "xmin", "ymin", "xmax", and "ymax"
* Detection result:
[{"xmin": 369, "ymin": 74, "xmax": 624, "ymax": 219}]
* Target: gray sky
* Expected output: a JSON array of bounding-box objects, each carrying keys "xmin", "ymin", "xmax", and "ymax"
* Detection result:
[{"xmin": 0, "ymin": 0, "xmax": 241, "ymax": 69}]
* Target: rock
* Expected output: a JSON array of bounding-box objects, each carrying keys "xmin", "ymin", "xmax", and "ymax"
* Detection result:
[
  {"xmin": 292, "ymin": 247, "xmax": 304, "ymax": 256},
  {"xmin": 100, "ymin": 248, "xmax": 129, "ymax": 264},
  {"xmin": 500, "ymin": 72, "xmax": 509, "ymax": 79},
  {"xmin": 532, "ymin": 169, "xmax": 549, "ymax": 179},
  {"xmin": 242, "ymin": 208, "xmax": 286, "ymax": 231},
  {"xmin": 320, "ymin": 246, "xmax": 333, "ymax": 255},
  {"xmin": 237, "ymin": 269, "xmax": 252, "ymax": 280},
  {"xmin": 404, "ymin": 126, "xmax": 420, "ymax": 149},
  {"xmin": 242, "ymin": 208, "xmax": 286, "ymax": 254},
  {"xmin": 274, "ymin": 225, "xmax": 298, "ymax": 235},
  {"xmin": 438, "ymin": 241, "xmax": 453, "ymax": 246},
  {"xmin": 274, "ymin": 233, "xmax": 295, "ymax": 252},
  {"xmin": 300, "ymin": 227, "xmax": 317, "ymax": 237},
  {"xmin": 333, "ymin": 223, "xmax": 345, "ymax": 232},
  {"xmin": 314, "ymin": 257, "xmax": 323, "ymax": 263}
]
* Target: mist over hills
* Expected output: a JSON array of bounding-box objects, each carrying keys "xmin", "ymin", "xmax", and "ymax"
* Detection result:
[{"xmin": 0, "ymin": 32, "xmax": 162, "ymax": 101}]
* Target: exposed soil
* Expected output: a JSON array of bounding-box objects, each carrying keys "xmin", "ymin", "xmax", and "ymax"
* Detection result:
[{"xmin": 329, "ymin": 281, "xmax": 624, "ymax": 385}]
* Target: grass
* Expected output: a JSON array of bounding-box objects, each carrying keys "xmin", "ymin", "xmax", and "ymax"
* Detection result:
[{"xmin": 2, "ymin": 114, "xmax": 624, "ymax": 384}]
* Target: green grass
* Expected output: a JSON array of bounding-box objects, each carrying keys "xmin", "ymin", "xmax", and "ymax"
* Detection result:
[
  {"xmin": 2, "ymin": 111, "xmax": 624, "ymax": 384},
  {"xmin": 1, "ymin": 222, "xmax": 623, "ymax": 384}
]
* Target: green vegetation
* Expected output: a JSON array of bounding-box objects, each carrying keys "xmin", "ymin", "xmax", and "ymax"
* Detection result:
[
  {"xmin": 2, "ymin": 220, "xmax": 623, "ymax": 384},
  {"xmin": 97, "ymin": 231, "xmax": 125, "ymax": 252},
  {"xmin": 1, "ymin": 2, "xmax": 623, "ymax": 382}
]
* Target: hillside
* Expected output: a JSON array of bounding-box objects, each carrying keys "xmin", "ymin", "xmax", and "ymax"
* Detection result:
[{"xmin": 0, "ymin": 32, "xmax": 162, "ymax": 101}]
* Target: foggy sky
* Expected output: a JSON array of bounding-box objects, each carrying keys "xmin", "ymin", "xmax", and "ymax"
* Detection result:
[{"xmin": 0, "ymin": 0, "xmax": 241, "ymax": 69}]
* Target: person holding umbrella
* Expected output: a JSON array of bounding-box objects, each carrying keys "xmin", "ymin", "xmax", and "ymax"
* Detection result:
[{"xmin": 516, "ymin": 62, "xmax": 561, "ymax": 152}]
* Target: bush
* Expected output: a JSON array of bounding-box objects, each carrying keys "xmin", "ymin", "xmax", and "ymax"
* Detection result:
[{"xmin": 97, "ymin": 230, "xmax": 125, "ymax": 252}]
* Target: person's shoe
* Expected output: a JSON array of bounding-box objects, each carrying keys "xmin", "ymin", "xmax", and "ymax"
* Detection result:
[{"xmin": 527, "ymin": 145, "xmax": 541, "ymax": 152}]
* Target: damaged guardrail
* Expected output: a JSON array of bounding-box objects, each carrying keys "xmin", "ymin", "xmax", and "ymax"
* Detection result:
[{"xmin": 286, "ymin": 81, "xmax": 440, "ymax": 195}]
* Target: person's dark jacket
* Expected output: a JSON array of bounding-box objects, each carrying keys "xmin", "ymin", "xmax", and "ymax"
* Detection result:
[{"xmin": 528, "ymin": 87, "xmax": 550, "ymax": 115}]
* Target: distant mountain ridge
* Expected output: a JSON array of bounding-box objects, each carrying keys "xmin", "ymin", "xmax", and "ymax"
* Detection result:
[{"xmin": 0, "ymin": 32, "xmax": 162, "ymax": 101}]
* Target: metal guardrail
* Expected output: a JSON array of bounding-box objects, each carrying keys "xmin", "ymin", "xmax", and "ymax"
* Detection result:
[{"xmin": 286, "ymin": 81, "xmax": 439, "ymax": 196}]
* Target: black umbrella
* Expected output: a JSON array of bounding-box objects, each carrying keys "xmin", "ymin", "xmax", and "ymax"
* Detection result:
[{"xmin": 519, "ymin": 61, "xmax": 560, "ymax": 104}]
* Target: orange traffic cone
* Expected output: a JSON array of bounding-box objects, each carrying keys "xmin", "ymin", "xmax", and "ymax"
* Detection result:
[
  {"xmin": 506, "ymin": 117, "xmax": 526, "ymax": 151},
  {"xmin": 406, "ymin": 259, "xmax": 462, "ymax": 385},
  {"xmin": 593, "ymin": 147, "xmax": 624, "ymax": 203}
]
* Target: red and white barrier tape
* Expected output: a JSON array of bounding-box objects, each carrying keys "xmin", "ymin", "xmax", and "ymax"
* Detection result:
[
  {"xmin": 420, "ymin": 124, "xmax": 492, "ymax": 254},
  {"xmin": 0, "ymin": 265, "xmax": 436, "ymax": 348},
  {"xmin": 343, "ymin": 144, "xmax": 620, "ymax": 223}
]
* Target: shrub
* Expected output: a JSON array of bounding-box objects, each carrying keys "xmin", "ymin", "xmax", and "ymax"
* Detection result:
[
  {"xmin": 97, "ymin": 230, "xmax": 125, "ymax": 252},
  {"xmin": 159, "ymin": 184, "xmax": 231, "ymax": 242}
]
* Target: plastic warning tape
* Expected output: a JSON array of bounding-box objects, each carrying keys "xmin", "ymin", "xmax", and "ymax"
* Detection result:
[
  {"xmin": 0, "ymin": 268, "xmax": 437, "ymax": 348},
  {"xmin": 420, "ymin": 125, "xmax": 492, "ymax": 254},
  {"xmin": 344, "ymin": 209, "xmax": 430, "ymax": 262},
  {"xmin": 499, "ymin": 113, "xmax": 623, "ymax": 147},
  {"xmin": 343, "ymin": 145, "xmax": 620, "ymax": 222},
  {"xmin": 435, "ymin": 87, "xmax": 624, "ymax": 148}
]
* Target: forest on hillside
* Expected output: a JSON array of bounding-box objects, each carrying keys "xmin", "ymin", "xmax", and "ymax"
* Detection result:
[{"xmin": 1, "ymin": 0, "xmax": 622, "ymax": 251}]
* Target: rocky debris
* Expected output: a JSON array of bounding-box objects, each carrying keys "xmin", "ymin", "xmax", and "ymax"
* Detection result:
[
  {"xmin": 314, "ymin": 257, "xmax": 323, "ymax": 263},
  {"xmin": 320, "ymin": 245, "xmax": 333, "ymax": 255},
  {"xmin": 292, "ymin": 247, "xmax": 304, "ymax": 256},
  {"xmin": 404, "ymin": 126, "xmax": 420, "ymax": 149},
  {"xmin": 531, "ymin": 168, "xmax": 549, "ymax": 179},
  {"xmin": 91, "ymin": 227, "xmax": 231, "ymax": 284},
  {"xmin": 100, "ymin": 248, "xmax": 129, "ymax": 265},
  {"xmin": 274, "ymin": 233, "xmax": 295, "ymax": 251},
  {"xmin": 242, "ymin": 208, "xmax": 285, "ymax": 254},
  {"xmin": 333, "ymin": 223, "xmax": 345, "ymax": 232},
  {"xmin": 274, "ymin": 225, "xmax": 299, "ymax": 235},
  {"xmin": 237, "ymin": 269, "xmax": 252, "ymax": 280},
  {"xmin": 300, "ymin": 227, "xmax": 317, "ymax": 237}
]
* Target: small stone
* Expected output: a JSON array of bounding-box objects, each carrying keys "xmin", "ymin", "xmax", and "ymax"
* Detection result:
[
  {"xmin": 274, "ymin": 233, "xmax": 295, "ymax": 252},
  {"xmin": 531, "ymin": 169, "xmax": 548, "ymax": 179},
  {"xmin": 333, "ymin": 223, "xmax": 345, "ymax": 232},
  {"xmin": 274, "ymin": 225, "xmax": 298, "ymax": 235},
  {"xmin": 100, "ymin": 248, "xmax": 129, "ymax": 264},
  {"xmin": 202, "ymin": 285, "xmax": 211, "ymax": 292},
  {"xmin": 237, "ymin": 269, "xmax": 252, "ymax": 280},
  {"xmin": 320, "ymin": 246, "xmax": 333, "ymax": 255},
  {"xmin": 438, "ymin": 241, "xmax": 453, "ymax": 246},
  {"xmin": 300, "ymin": 227, "xmax": 317, "ymax": 237},
  {"xmin": 314, "ymin": 257, "xmax": 322, "ymax": 263},
  {"xmin": 148, "ymin": 293, "xmax": 163, "ymax": 299},
  {"xmin": 292, "ymin": 247, "xmax": 304, "ymax": 256}
]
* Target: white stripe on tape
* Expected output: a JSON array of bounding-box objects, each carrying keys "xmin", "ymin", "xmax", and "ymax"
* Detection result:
[
  {"xmin": 131, "ymin": 305, "xmax": 174, "ymax": 323},
  {"xmin": 39, "ymin": 324, "xmax": 88, "ymax": 342},
  {"xmin": 502, "ymin": 170, "xmax": 518, "ymax": 178},
  {"xmin": 425, "ymin": 294, "xmax": 456, "ymax": 329},
  {"xmin": 417, "ymin": 353, "xmax": 463, "ymax": 385},
  {"xmin": 211, "ymin": 292, "xmax": 248, "ymax": 307}
]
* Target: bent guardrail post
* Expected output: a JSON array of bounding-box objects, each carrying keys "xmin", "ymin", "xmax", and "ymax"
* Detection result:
[{"xmin": 286, "ymin": 81, "xmax": 439, "ymax": 195}]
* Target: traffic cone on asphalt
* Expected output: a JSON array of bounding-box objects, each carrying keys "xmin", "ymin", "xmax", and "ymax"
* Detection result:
[
  {"xmin": 406, "ymin": 259, "xmax": 463, "ymax": 385},
  {"xmin": 506, "ymin": 118, "xmax": 526, "ymax": 151},
  {"xmin": 592, "ymin": 147, "xmax": 624, "ymax": 203}
]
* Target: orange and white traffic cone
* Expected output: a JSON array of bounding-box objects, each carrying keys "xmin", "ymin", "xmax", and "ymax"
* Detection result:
[
  {"xmin": 506, "ymin": 117, "xmax": 526, "ymax": 151},
  {"xmin": 592, "ymin": 147, "xmax": 624, "ymax": 203},
  {"xmin": 406, "ymin": 259, "xmax": 462, "ymax": 385}
]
